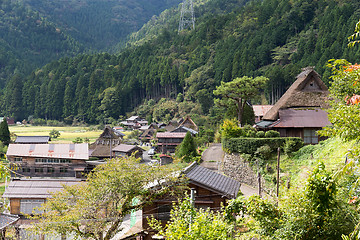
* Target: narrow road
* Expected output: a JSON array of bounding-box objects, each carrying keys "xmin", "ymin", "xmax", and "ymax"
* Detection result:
[{"xmin": 201, "ymin": 143, "xmax": 258, "ymax": 198}]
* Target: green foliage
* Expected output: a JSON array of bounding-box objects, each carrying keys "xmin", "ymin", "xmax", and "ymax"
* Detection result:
[
  {"xmin": 222, "ymin": 137, "xmax": 303, "ymax": 155},
  {"xmin": 254, "ymin": 145, "xmax": 272, "ymax": 160},
  {"xmin": 176, "ymin": 132, "xmax": 198, "ymax": 163},
  {"xmin": 283, "ymin": 138, "xmax": 304, "ymax": 156},
  {"xmin": 255, "ymin": 131, "xmax": 265, "ymax": 138},
  {"xmin": 49, "ymin": 129, "xmax": 60, "ymax": 139},
  {"xmin": 0, "ymin": 120, "xmax": 10, "ymax": 146},
  {"xmin": 265, "ymin": 130, "xmax": 280, "ymax": 138},
  {"xmin": 32, "ymin": 156, "xmax": 185, "ymax": 240},
  {"xmin": 72, "ymin": 137, "xmax": 83, "ymax": 144},
  {"xmin": 220, "ymin": 119, "xmax": 243, "ymax": 139},
  {"xmin": 149, "ymin": 198, "xmax": 234, "ymax": 240}
]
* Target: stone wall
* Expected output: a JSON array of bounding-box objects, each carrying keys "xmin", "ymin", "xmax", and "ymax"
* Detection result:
[{"xmin": 222, "ymin": 153, "xmax": 260, "ymax": 189}]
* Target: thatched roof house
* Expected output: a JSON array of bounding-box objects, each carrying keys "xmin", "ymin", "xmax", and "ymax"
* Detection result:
[
  {"xmin": 89, "ymin": 126, "xmax": 123, "ymax": 159},
  {"xmin": 263, "ymin": 67, "xmax": 330, "ymax": 121},
  {"xmin": 256, "ymin": 67, "xmax": 331, "ymax": 144}
]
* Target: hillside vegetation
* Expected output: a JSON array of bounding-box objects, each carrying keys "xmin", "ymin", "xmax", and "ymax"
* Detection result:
[{"xmin": 3, "ymin": 0, "xmax": 360, "ymax": 124}]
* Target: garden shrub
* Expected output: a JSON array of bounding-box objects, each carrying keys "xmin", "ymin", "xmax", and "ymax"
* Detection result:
[
  {"xmin": 256, "ymin": 131, "xmax": 265, "ymax": 138},
  {"xmin": 283, "ymin": 138, "xmax": 304, "ymax": 156},
  {"xmin": 265, "ymin": 130, "xmax": 280, "ymax": 138}
]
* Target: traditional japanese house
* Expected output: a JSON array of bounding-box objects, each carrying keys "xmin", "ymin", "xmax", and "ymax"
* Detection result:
[
  {"xmin": 252, "ymin": 105, "xmax": 273, "ymax": 123},
  {"xmin": 115, "ymin": 162, "xmax": 241, "ymax": 240},
  {"xmin": 14, "ymin": 136, "xmax": 50, "ymax": 144},
  {"xmin": 89, "ymin": 126, "xmax": 123, "ymax": 159},
  {"xmin": 156, "ymin": 132, "xmax": 187, "ymax": 154},
  {"xmin": 7, "ymin": 143, "xmax": 89, "ymax": 178},
  {"xmin": 178, "ymin": 116, "xmax": 198, "ymax": 131},
  {"xmin": 171, "ymin": 126, "xmax": 198, "ymax": 136},
  {"xmin": 139, "ymin": 123, "xmax": 159, "ymax": 142},
  {"xmin": 112, "ymin": 144, "xmax": 143, "ymax": 159},
  {"xmin": 256, "ymin": 67, "xmax": 331, "ymax": 144}
]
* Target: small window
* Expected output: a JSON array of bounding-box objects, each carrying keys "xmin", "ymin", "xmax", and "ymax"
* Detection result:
[
  {"xmin": 158, "ymin": 205, "xmax": 171, "ymax": 221},
  {"xmin": 14, "ymin": 157, "xmax": 22, "ymax": 162},
  {"xmin": 22, "ymin": 168, "xmax": 30, "ymax": 173},
  {"xmin": 20, "ymin": 199, "xmax": 44, "ymax": 215},
  {"xmin": 35, "ymin": 168, "xmax": 43, "ymax": 173},
  {"xmin": 60, "ymin": 167, "xmax": 68, "ymax": 173},
  {"xmin": 47, "ymin": 168, "xmax": 54, "ymax": 173}
]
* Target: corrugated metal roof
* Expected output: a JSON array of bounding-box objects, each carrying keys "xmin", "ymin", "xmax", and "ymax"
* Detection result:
[
  {"xmin": 271, "ymin": 108, "xmax": 331, "ymax": 128},
  {"xmin": 7, "ymin": 143, "xmax": 89, "ymax": 160},
  {"xmin": 183, "ymin": 163, "xmax": 241, "ymax": 199},
  {"xmin": 157, "ymin": 132, "xmax": 187, "ymax": 138},
  {"xmin": 15, "ymin": 136, "xmax": 50, "ymax": 144},
  {"xmin": 3, "ymin": 179, "xmax": 82, "ymax": 199}
]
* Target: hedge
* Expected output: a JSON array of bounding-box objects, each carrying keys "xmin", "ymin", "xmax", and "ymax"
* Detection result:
[{"xmin": 222, "ymin": 137, "xmax": 303, "ymax": 154}]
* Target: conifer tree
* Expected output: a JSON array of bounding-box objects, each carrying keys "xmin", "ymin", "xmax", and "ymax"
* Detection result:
[
  {"xmin": 176, "ymin": 132, "xmax": 197, "ymax": 163},
  {"xmin": 0, "ymin": 119, "xmax": 10, "ymax": 146}
]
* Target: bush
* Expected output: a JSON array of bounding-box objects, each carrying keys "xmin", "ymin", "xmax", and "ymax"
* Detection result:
[
  {"xmin": 243, "ymin": 124, "xmax": 257, "ymax": 137},
  {"xmin": 265, "ymin": 130, "xmax": 280, "ymax": 138},
  {"xmin": 283, "ymin": 138, "xmax": 304, "ymax": 156},
  {"xmin": 223, "ymin": 137, "xmax": 303, "ymax": 155},
  {"xmin": 256, "ymin": 131, "xmax": 265, "ymax": 138},
  {"xmin": 255, "ymin": 145, "xmax": 272, "ymax": 160}
]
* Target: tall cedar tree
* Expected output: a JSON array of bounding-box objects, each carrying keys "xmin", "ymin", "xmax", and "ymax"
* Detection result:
[
  {"xmin": 0, "ymin": 119, "xmax": 10, "ymax": 146},
  {"xmin": 176, "ymin": 132, "xmax": 197, "ymax": 163}
]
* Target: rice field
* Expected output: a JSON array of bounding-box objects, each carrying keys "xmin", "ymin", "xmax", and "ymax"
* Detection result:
[{"xmin": 9, "ymin": 125, "xmax": 103, "ymax": 144}]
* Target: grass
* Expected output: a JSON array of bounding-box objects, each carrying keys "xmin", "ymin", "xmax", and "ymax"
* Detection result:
[{"xmin": 9, "ymin": 125, "xmax": 103, "ymax": 144}]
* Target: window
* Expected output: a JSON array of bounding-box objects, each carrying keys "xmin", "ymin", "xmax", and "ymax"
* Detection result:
[
  {"xmin": 35, "ymin": 168, "xmax": 43, "ymax": 173},
  {"xmin": 157, "ymin": 204, "xmax": 171, "ymax": 221},
  {"xmin": 47, "ymin": 167, "xmax": 55, "ymax": 173},
  {"xmin": 60, "ymin": 167, "xmax": 68, "ymax": 173},
  {"xmin": 22, "ymin": 168, "xmax": 30, "ymax": 173},
  {"xmin": 14, "ymin": 157, "xmax": 22, "ymax": 162},
  {"xmin": 304, "ymin": 129, "xmax": 318, "ymax": 144},
  {"xmin": 20, "ymin": 199, "xmax": 44, "ymax": 215}
]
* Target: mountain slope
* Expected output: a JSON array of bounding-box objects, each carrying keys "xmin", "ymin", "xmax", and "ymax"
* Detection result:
[{"xmin": 3, "ymin": 0, "xmax": 360, "ymax": 123}]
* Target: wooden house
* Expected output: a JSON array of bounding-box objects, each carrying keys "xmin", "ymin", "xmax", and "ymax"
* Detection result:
[
  {"xmin": 252, "ymin": 105, "xmax": 273, "ymax": 123},
  {"xmin": 112, "ymin": 144, "xmax": 143, "ymax": 159},
  {"xmin": 14, "ymin": 136, "xmax": 50, "ymax": 144},
  {"xmin": 7, "ymin": 143, "xmax": 89, "ymax": 178},
  {"xmin": 178, "ymin": 116, "xmax": 198, "ymax": 131},
  {"xmin": 139, "ymin": 124, "xmax": 159, "ymax": 142},
  {"xmin": 89, "ymin": 126, "xmax": 123, "ymax": 159},
  {"xmin": 156, "ymin": 132, "xmax": 187, "ymax": 154},
  {"xmin": 2, "ymin": 179, "xmax": 81, "ymax": 239},
  {"xmin": 256, "ymin": 67, "xmax": 331, "ymax": 144},
  {"xmin": 115, "ymin": 162, "xmax": 241, "ymax": 240},
  {"xmin": 171, "ymin": 125, "xmax": 198, "ymax": 136}
]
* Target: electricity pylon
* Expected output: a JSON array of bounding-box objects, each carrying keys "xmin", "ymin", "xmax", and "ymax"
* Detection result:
[{"xmin": 178, "ymin": 0, "xmax": 195, "ymax": 33}]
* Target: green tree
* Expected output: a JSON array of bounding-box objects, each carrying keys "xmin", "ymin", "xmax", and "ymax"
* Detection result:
[
  {"xmin": 0, "ymin": 119, "xmax": 10, "ymax": 146},
  {"xmin": 176, "ymin": 132, "xmax": 197, "ymax": 163},
  {"xmin": 213, "ymin": 76, "xmax": 268, "ymax": 125},
  {"xmin": 149, "ymin": 198, "xmax": 234, "ymax": 240},
  {"xmin": 49, "ymin": 129, "xmax": 60, "ymax": 139},
  {"xmin": 32, "ymin": 157, "xmax": 185, "ymax": 240}
]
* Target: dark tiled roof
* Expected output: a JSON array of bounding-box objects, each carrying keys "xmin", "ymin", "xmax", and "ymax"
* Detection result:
[
  {"xmin": 183, "ymin": 163, "xmax": 240, "ymax": 199},
  {"xmin": 15, "ymin": 136, "xmax": 50, "ymax": 144},
  {"xmin": 0, "ymin": 214, "xmax": 19, "ymax": 229},
  {"xmin": 112, "ymin": 144, "xmax": 143, "ymax": 153}
]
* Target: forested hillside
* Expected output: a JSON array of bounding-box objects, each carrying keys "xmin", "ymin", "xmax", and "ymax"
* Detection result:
[
  {"xmin": 22, "ymin": 0, "xmax": 183, "ymax": 51},
  {"xmin": 3, "ymin": 0, "xmax": 360, "ymax": 124},
  {"xmin": 0, "ymin": 0, "xmax": 82, "ymax": 88}
]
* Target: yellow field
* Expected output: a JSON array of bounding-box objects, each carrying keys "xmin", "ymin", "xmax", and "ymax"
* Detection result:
[{"xmin": 9, "ymin": 125, "xmax": 103, "ymax": 144}]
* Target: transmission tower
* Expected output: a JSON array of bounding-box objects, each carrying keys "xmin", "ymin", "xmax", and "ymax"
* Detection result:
[{"xmin": 178, "ymin": 0, "xmax": 195, "ymax": 33}]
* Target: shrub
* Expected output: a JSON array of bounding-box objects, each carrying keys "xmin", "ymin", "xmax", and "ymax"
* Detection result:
[
  {"xmin": 265, "ymin": 130, "xmax": 280, "ymax": 138},
  {"xmin": 243, "ymin": 124, "xmax": 257, "ymax": 137},
  {"xmin": 255, "ymin": 145, "xmax": 272, "ymax": 160},
  {"xmin": 256, "ymin": 131, "xmax": 265, "ymax": 138},
  {"xmin": 284, "ymin": 138, "xmax": 304, "ymax": 156},
  {"xmin": 223, "ymin": 137, "xmax": 303, "ymax": 155}
]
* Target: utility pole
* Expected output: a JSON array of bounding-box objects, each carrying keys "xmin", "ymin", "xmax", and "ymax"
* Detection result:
[
  {"xmin": 257, "ymin": 159, "xmax": 262, "ymax": 197},
  {"xmin": 178, "ymin": 0, "xmax": 195, "ymax": 33},
  {"xmin": 189, "ymin": 188, "xmax": 196, "ymax": 232},
  {"xmin": 276, "ymin": 147, "xmax": 280, "ymax": 198}
]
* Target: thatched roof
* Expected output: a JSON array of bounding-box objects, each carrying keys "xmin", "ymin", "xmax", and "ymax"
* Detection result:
[
  {"xmin": 89, "ymin": 126, "xmax": 123, "ymax": 158},
  {"xmin": 263, "ymin": 67, "xmax": 330, "ymax": 121}
]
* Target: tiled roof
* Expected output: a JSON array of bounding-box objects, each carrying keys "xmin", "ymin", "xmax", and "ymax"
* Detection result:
[
  {"xmin": 15, "ymin": 136, "xmax": 50, "ymax": 144},
  {"xmin": 0, "ymin": 214, "xmax": 19, "ymax": 230},
  {"xmin": 183, "ymin": 163, "xmax": 241, "ymax": 199},
  {"xmin": 7, "ymin": 143, "xmax": 89, "ymax": 160},
  {"xmin": 3, "ymin": 179, "xmax": 82, "ymax": 199},
  {"xmin": 252, "ymin": 105, "xmax": 273, "ymax": 117}
]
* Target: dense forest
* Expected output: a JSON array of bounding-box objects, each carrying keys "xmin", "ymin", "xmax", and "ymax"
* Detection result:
[{"xmin": 2, "ymin": 0, "xmax": 360, "ymax": 124}]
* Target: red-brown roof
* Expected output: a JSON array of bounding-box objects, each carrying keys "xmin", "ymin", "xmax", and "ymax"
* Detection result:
[
  {"xmin": 270, "ymin": 108, "xmax": 331, "ymax": 128},
  {"xmin": 156, "ymin": 132, "xmax": 187, "ymax": 138},
  {"xmin": 7, "ymin": 143, "xmax": 89, "ymax": 160}
]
